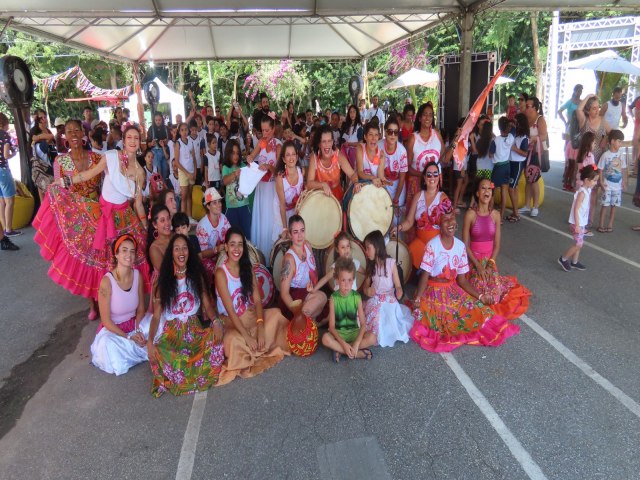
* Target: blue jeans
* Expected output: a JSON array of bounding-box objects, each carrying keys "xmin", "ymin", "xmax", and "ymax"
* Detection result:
[{"xmin": 152, "ymin": 147, "xmax": 169, "ymax": 181}]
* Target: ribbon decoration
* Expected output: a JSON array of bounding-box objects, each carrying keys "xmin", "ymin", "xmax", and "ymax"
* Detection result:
[{"xmin": 38, "ymin": 66, "xmax": 132, "ymax": 98}]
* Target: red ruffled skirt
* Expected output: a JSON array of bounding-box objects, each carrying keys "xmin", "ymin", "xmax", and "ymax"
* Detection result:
[
  {"xmin": 409, "ymin": 279, "xmax": 520, "ymax": 353},
  {"xmin": 33, "ymin": 184, "xmax": 150, "ymax": 300}
]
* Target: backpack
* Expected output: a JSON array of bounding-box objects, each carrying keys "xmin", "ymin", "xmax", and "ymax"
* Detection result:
[{"xmin": 568, "ymin": 110, "xmax": 581, "ymax": 149}]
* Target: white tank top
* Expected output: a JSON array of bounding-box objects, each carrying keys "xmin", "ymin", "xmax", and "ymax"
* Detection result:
[
  {"xmin": 411, "ymin": 131, "xmax": 441, "ymax": 172},
  {"xmin": 281, "ymin": 167, "xmax": 303, "ymax": 210},
  {"xmin": 256, "ymin": 138, "xmax": 282, "ymax": 182},
  {"xmin": 216, "ymin": 262, "xmax": 254, "ymax": 317},
  {"xmin": 178, "ymin": 138, "xmax": 194, "ymax": 173},
  {"xmin": 163, "ymin": 277, "xmax": 200, "ymax": 322},
  {"xmin": 569, "ymin": 186, "xmax": 591, "ymax": 226},
  {"xmin": 361, "ymin": 145, "xmax": 381, "ymax": 176},
  {"xmin": 286, "ymin": 243, "xmax": 316, "ymax": 289},
  {"xmin": 603, "ymin": 100, "xmax": 622, "ymax": 128},
  {"xmin": 415, "ymin": 191, "xmax": 444, "ymax": 229},
  {"xmin": 101, "ymin": 150, "xmax": 136, "ymax": 204}
]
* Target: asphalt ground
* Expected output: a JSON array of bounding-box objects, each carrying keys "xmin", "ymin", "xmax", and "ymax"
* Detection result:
[{"xmin": 1, "ymin": 154, "xmax": 640, "ymax": 480}]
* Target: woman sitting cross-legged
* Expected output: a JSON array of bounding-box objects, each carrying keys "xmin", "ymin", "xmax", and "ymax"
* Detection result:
[
  {"xmin": 409, "ymin": 199, "xmax": 520, "ymax": 353},
  {"xmin": 462, "ymin": 178, "xmax": 530, "ymax": 320},
  {"xmin": 215, "ymin": 227, "xmax": 290, "ymax": 386},
  {"xmin": 91, "ymin": 234, "xmax": 151, "ymax": 376},
  {"xmin": 147, "ymin": 234, "xmax": 224, "ymax": 397}
]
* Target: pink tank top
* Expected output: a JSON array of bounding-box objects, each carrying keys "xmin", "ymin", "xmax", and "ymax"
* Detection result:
[
  {"xmin": 469, "ymin": 212, "xmax": 495, "ymax": 259},
  {"xmin": 371, "ymin": 258, "xmax": 395, "ymax": 296},
  {"xmin": 107, "ymin": 270, "xmax": 140, "ymax": 324},
  {"xmin": 470, "ymin": 212, "xmax": 495, "ymax": 242}
]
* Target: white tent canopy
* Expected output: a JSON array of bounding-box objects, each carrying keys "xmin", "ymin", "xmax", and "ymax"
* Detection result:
[
  {"xmin": 2, "ymin": 1, "xmax": 638, "ymax": 62},
  {"xmin": 124, "ymin": 76, "xmax": 185, "ymax": 124},
  {"xmin": 384, "ymin": 68, "xmax": 439, "ymax": 89}
]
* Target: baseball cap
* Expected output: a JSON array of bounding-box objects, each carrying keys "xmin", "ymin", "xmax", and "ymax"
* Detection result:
[
  {"xmin": 203, "ymin": 187, "xmax": 222, "ymax": 205},
  {"xmin": 54, "ymin": 117, "xmax": 65, "ymax": 127}
]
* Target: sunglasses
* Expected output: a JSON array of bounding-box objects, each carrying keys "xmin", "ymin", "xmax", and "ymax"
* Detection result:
[
  {"xmin": 425, "ymin": 172, "xmax": 440, "ymax": 178},
  {"xmin": 386, "ymin": 129, "xmax": 399, "ymax": 136}
]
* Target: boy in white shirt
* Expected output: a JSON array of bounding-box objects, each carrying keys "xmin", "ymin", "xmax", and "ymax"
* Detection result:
[
  {"xmin": 204, "ymin": 134, "xmax": 222, "ymax": 193},
  {"xmin": 596, "ymin": 130, "xmax": 627, "ymax": 233},
  {"xmin": 490, "ymin": 116, "xmax": 515, "ymax": 220}
]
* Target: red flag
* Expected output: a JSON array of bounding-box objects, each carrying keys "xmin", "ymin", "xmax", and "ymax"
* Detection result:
[{"xmin": 452, "ymin": 60, "xmax": 509, "ymax": 170}]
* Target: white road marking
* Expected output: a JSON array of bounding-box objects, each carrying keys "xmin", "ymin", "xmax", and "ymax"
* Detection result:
[
  {"xmin": 521, "ymin": 314, "xmax": 640, "ymax": 420},
  {"xmin": 545, "ymin": 184, "xmax": 640, "ymax": 215},
  {"xmin": 441, "ymin": 352, "xmax": 548, "ymax": 480},
  {"xmin": 519, "ymin": 215, "xmax": 640, "ymax": 270},
  {"xmin": 175, "ymin": 391, "xmax": 208, "ymax": 480}
]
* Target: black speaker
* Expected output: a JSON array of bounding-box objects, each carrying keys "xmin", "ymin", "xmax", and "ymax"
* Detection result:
[
  {"xmin": 144, "ymin": 81, "xmax": 160, "ymax": 114},
  {"xmin": 0, "ymin": 56, "xmax": 34, "ymax": 108},
  {"xmin": 348, "ymin": 75, "xmax": 363, "ymax": 107},
  {"xmin": 438, "ymin": 52, "xmax": 497, "ymax": 141}
]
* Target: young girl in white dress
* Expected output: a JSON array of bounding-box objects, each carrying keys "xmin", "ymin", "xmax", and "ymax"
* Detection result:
[{"xmin": 363, "ymin": 230, "xmax": 412, "ymax": 347}]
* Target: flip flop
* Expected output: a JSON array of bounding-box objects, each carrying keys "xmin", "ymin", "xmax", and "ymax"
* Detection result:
[
  {"xmin": 596, "ymin": 227, "xmax": 607, "ymax": 233},
  {"xmin": 507, "ymin": 215, "xmax": 520, "ymax": 223},
  {"xmin": 606, "ymin": 227, "xmax": 614, "ymax": 233},
  {"xmin": 332, "ymin": 351, "xmax": 342, "ymax": 364},
  {"xmin": 359, "ymin": 348, "xmax": 373, "ymax": 361},
  {"xmin": 632, "ymin": 226, "xmax": 640, "ymax": 232}
]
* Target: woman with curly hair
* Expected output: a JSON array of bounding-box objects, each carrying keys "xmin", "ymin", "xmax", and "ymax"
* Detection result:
[{"xmin": 147, "ymin": 234, "xmax": 224, "ymax": 397}]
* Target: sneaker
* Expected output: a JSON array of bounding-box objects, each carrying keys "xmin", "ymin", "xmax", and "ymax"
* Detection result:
[
  {"xmin": 557, "ymin": 256, "xmax": 571, "ymax": 272},
  {"xmin": 0, "ymin": 237, "xmax": 19, "ymax": 251},
  {"xmin": 584, "ymin": 230, "xmax": 594, "ymax": 237},
  {"xmin": 530, "ymin": 208, "xmax": 539, "ymax": 217},
  {"xmin": 519, "ymin": 206, "xmax": 531, "ymax": 214},
  {"xmin": 570, "ymin": 261, "xmax": 586, "ymax": 271},
  {"xmin": 4, "ymin": 230, "xmax": 22, "ymax": 237}
]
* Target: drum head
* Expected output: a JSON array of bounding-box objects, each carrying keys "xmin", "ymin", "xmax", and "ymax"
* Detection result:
[
  {"xmin": 385, "ymin": 239, "xmax": 411, "ymax": 284},
  {"xmin": 324, "ymin": 240, "xmax": 367, "ymax": 290},
  {"xmin": 253, "ymin": 264, "xmax": 274, "ymax": 307},
  {"xmin": 296, "ymin": 190, "xmax": 342, "ymax": 249},
  {"xmin": 348, "ymin": 184, "xmax": 393, "ymax": 242},
  {"xmin": 271, "ymin": 249, "xmax": 285, "ymax": 291}
]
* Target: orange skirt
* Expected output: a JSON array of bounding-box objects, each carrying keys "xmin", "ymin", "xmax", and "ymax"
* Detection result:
[{"xmin": 409, "ymin": 229, "xmax": 440, "ymax": 269}]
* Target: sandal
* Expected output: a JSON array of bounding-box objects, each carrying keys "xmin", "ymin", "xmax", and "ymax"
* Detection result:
[
  {"xmin": 358, "ymin": 348, "xmax": 373, "ymax": 361},
  {"xmin": 507, "ymin": 215, "xmax": 520, "ymax": 223},
  {"xmin": 332, "ymin": 351, "xmax": 342, "ymax": 364},
  {"xmin": 596, "ymin": 227, "xmax": 607, "ymax": 233},
  {"xmin": 632, "ymin": 226, "xmax": 640, "ymax": 232},
  {"xmin": 606, "ymin": 227, "xmax": 614, "ymax": 233}
]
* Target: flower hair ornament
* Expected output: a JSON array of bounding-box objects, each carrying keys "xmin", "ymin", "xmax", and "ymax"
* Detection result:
[
  {"xmin": 267, "ymin": 111, "xmax": 277, "ymax": 121},
  {"xmin": 433, "ymin": 198, "xmax": 454, "ymax": 224}
]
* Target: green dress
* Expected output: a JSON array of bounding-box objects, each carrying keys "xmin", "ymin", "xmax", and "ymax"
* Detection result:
[{"xmin": 332, "ymin": 290, "xmax": 362, "ymax": 343}]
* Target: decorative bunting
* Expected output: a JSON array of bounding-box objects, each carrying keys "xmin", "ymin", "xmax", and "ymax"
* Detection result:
[{"xmin": 38, "ymin": 66, "xmax": 132, "ymax": 98}]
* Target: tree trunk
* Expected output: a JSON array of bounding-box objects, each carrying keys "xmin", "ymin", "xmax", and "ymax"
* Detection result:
[
  {"xmin": 109, "ymin": 65, "xmax": 117, "ymax": 89},
  {"xmin": 530, "ymin": 12, "xmax": 543, "ymax": 100},
  {"xmin": 176, "ymin": 62, "xmax": 185, "ymax": 94}
]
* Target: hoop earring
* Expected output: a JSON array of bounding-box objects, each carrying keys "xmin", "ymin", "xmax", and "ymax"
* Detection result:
[
  {"xmin": 81, "ymin": 138, "xmax": 88, "ymax": 147},
  {"xmin": 64, "ymin": 140, "xmax": 70, "ymax": 150},
  {"xmin": 153, "ymin": 229, "xmax": 159, "ymax": 239},
  {"xmin": 137, "ymin": 148, "xmax": 143, "ymax": 156}
]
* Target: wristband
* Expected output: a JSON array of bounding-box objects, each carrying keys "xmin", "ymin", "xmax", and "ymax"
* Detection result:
[{"xmin": 256, "ymin": 318, "xmax": 264, "ymax": 324}]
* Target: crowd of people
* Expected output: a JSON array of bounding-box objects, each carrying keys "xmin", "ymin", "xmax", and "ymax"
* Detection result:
[{"xmin": 2, "ymin": 81, "xmax": 637, "ymax": 397}]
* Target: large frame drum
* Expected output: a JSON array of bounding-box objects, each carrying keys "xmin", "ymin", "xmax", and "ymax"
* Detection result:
[
  {"xmin": 295, "ymin": 189, "xmax": 342, "ymax": 249},
  {"xmin": 347, "ymin": 183, "xmax": 393, "ymax": 242}
]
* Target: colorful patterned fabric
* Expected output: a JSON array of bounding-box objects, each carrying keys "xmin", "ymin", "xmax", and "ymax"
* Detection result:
[
  {"xmin": 467, "ymin": 259, "xmax": 530, "ymax": 321},
  {"xmin": 32, "ymin": 184, "xmax": 149, "ymax": 300},
  {"xmin": 150, "ymin": 315, "xmax": 224, "ymax": 397},
  {"xmin": 54, "ymin": 152, "xmax": 102, "ymax": 199},
  {"xmin": 410, "ymin": 279, "xmax": 519, "ymax": 352}
]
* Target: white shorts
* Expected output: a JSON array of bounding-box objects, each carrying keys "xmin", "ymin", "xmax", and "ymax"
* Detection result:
[{"xmin": 600, "ymin": 189, "xmax": 621, "ymax": 207}]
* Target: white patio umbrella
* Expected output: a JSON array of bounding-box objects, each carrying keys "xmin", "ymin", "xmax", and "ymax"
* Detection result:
[
  {"xmin": 383, "ymin": 68, "xmax": 439, "ymax": 89},
  {"xmin": 564, "ymin": 49, "xmax": 640, "ymax": 75}
]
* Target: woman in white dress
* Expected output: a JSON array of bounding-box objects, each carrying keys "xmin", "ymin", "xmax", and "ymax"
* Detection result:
[
  {"xmin": 91, "ymin": 234, "xmax": 151, "ymax": 375},
  {"xmin": 247, "ymin": 114, "xmax": 282, "ymax": 257}
]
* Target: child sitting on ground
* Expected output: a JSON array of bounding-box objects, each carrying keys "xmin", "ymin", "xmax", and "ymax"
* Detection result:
[
  {"xmin": 597, "ymin": 129, "xmax": 627, "ymax": 233},
  {"xmin": 321, "ymin": 257, "xmax": 377, "ymax": 363},
  {"xmin": 558, "ymin": 165, "xmax": 599, "ymax": 272},
  {"xmin": 363, "ymin": 230, "xmax": 412, "ymax": 348}
]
